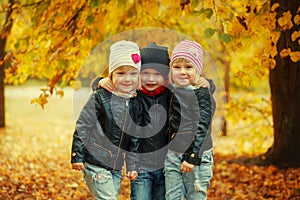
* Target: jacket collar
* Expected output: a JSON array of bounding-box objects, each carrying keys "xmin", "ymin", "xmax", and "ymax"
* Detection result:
[{"xmin": 140, "ymin": 86, "xmax": 167, "ymax": 97}]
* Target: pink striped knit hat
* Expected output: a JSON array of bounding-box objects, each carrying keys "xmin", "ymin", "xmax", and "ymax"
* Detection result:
[{"xmin": 170, "ymin": 40, "xmax": 203, "ymax": 74}]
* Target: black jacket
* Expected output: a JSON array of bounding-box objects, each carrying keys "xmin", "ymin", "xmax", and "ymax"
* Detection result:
[
  {"xmin": 198, "ymin": 79, "xmax": 216, "ymax": 157},
  {"xmin": 71, "ymin": 89, "xmax": 142, "ymax": 171},
  {"xmin": 167, "ymin": 86, "xmax": 212, "ymax": 165},
  {"xmin": 85, "ymin": 77, "xmax": 215, "ymax": 168},
  {"xmin": 137, "ymin": 89, "xmax": 170, "ymax": 169}
]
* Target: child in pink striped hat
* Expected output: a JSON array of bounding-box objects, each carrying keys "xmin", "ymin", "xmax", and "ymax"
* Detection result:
[
  {"xmin": 165, "ymin": 40, "xmax": 214, "ymax": 200},
  {"xmin": 169, "ymin": 40, "xmax": 204, "ymax": 88}
]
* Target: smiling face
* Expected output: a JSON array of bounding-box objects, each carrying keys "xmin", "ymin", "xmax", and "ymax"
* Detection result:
[
  {"xmin": 111, "ymin": 66, "xmax": 139, "ymax": 94},
  {"xmin": 170, "ymin": 58, "xmax": 199, "ymax": 87},
  {"xmin": 140, "ymin": 68, "xmax": 166, "ymax": 91}
]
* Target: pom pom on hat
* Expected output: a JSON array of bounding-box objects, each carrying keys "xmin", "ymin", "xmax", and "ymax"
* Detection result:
[
  {"xmin": 109, "ymin": 40, "xmax": 141, "ymax": 74},
  {"xmin": 170, "ymin": 40, "xmax": 203, "ymax": 74},
  {"xmin": 141, "ymin": 42, "xmax": 170, "ymax": 79}
]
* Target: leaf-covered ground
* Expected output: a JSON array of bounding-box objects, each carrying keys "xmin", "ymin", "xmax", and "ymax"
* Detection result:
[{"xmin": 1, "ymin": 85, "xmax": 300, "ymax": 199}]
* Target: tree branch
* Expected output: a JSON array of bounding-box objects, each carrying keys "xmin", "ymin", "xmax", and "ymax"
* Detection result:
[
  {"xmin": 21, "ymin": 0, "xmax": 49, "ymax": 8},
  {"xmin": 63, "ymin": 1, "xmax": 88, "ymax": 32},
  {"xmin": 0, "ymin": 0, "xmax": 15, "ymax": 59}
]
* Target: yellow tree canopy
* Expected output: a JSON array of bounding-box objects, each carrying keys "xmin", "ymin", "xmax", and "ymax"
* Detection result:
[{"xmin": 1, "ymin": 0, "xmax": 299, "ymax": 107}]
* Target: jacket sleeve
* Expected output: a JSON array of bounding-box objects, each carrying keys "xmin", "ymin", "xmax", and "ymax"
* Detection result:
[
  {"xmin": 207, "ymin": 79, "xmax": 215, "ymax": 95},
  {"xmin": 71, "ymin": 129, "xmax": 85, "ymax": 163},
  {"xmin": 126, "ymin": 135, "xmax": 140, "ymax": 172},
  {"xmin": 184, "ymin": 87, "xmax": 212, "ymax": 165},
  {"xmin": 73, "ymin": 92, "xmax": 99, "ymax": 159},
  {"xmin": 91, "ymin": 77, "xmax": 102, "ymax": 91},
  {"xmin": 125, "ymin": 98, "xmax": 143, "ymax": 172}
]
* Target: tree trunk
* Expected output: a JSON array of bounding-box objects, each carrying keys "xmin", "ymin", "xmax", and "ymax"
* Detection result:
[
  {"xmin": 0, "ymin": 61, "xmax": 4, "ymax": 127},
  {"xmin": 0, "ymin": 64, "xmax": 4, "ymax": 127},
  {"xmin": 265, "ymin": 0, "xmax": 300, "ymax": 167},
  {"xmin": 222, "ymin": 52, "xmax": 230, "ymax": 136},
  {"xmin": 0, "ymin": 0, "xmax": 14, "ymax": 127}
]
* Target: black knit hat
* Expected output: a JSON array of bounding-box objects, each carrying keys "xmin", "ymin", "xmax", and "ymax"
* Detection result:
[{"xmin": 141, "ymin": 42, "xmax": 170, "ymax": 79}]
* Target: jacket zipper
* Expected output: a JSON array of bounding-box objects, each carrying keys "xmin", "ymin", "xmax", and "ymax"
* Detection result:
[
  {"xmin": 167, "ymin": 93, "xmax": 174, "ymax": 141},
  {"xmin": 175, "ymin": 131, "xmax": 192, "ymax": 134},
  {"xmin": 113, "ymin": 98, "xmax": 128, "ymax": 169},
  {"xmin": 93, "ymin": 142, "xmax": 112, "ymax": 157},
  {"xmin": 171, "ymin": 131, "xmax": 192, "ymax": 139},
  {"xmin": 153, "ymin": 96, "xmax": 158, "ymax": 166}
]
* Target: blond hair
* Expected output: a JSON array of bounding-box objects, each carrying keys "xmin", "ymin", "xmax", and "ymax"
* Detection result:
[
  {"xmin": 109, "ymin": 65, "xmax": 141, "ymax": 89},
  {"xmin": 169, "ymin": 58, "xmax": 201, "ymax": 86}
]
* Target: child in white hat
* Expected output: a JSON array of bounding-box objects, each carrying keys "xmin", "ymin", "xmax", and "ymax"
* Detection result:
[{"xmin": 71, "ymin": 40, "xmax": 142, "ymax": 200}]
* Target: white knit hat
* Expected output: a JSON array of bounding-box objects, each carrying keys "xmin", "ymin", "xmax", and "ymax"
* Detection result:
[{"xmin": 109, "ymin": 40, "xmax": 141, "ymax": 74}]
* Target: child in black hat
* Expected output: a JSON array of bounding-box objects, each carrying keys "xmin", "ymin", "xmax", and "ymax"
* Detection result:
[
  {"xmin": 98, "ymin": 42, "xmax": 171, "ymax": 200},
  {"xmin": 129, "ymin": 43, "xmax": 171, "ymax": 200}
]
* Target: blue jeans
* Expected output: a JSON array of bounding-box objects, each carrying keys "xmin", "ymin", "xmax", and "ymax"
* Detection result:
[
  {"xmin": 82, "ymin": 162, "xmax": 123, "ymax": 200},
  {"xmin": 130, "ymin": 168, "xmax": 165, "ymax": 200},
  {"xmin": 164, "ymin": 149, "xmax": 214, "ymax": 200}
]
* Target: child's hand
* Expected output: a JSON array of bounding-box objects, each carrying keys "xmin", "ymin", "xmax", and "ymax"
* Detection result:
[
  {"xmin": 126, "ymin": 171, "xmax": 138, "ymax": 181},
  {"xmin": 72, "ymin": 163, "xmax": 84, "ymax": 171},
  {"xmin": 180, "ymin": 161, "xmax": 195, "ymax": 172},
  {"xmin": 98, "ymin": 77, "xmax": 115, "ymax": 92},
  {"xmin": 194, "ymin": 77, "xmax": 210, "ymax": 88}
]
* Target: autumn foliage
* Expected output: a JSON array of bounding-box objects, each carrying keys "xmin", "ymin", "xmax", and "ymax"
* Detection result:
[
  {"xmin": 1, "ymin": 0, "xmax": 300, "ymax": 199},
  {"xmin": 1, "ymin": 0, "xmax": 299, "ymax": 106}
]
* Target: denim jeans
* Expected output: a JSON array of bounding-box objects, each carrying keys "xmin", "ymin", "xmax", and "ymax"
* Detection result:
[
  {"xmin": 82, "ymin": 162, "xmax": 123, "ymax": 200},
  {"xmin": 130, "ymin": 168, "xmax": 165, "ymax": 200},
  {"xmin": 164, "ymin": 149, "xmax": 214, "ymax": 200}
]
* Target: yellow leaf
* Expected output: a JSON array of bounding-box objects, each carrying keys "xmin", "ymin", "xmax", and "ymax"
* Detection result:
[
  {"xmin": 294, "ymin": 14, "xmax": 300, "ymax": 25},
  {"xmin": 271, "ymin": 3, "xmax": 280, "ymax": 12},
  {"xmin": 30, "ymin": 98, "xmax": 39, "ymax": 104},
  {"xmin": 56, "ymin": 90, "xmax": 64, "ymax": 97},
  {"xmin": 241, "ymin": 76, "xmax": 252, "ymax": 87},
  {"xmin": 270, "ymin": 45, "xmax": 278, "ymax": 58},
  {"xmin": 45, "ymin": 40, "xmax": 51, "ymax": 49},
  {"xmin": 3, "ymin": 52, "xmax": 12, "ymax": 62},
  {"xmin": 289, "ymin": 51, "xmax": 300, "ymax": 62},
  {"xmin": 261, "ymin": 13, "xmax": 277, "ymax": 30},
  {"xmin": 271, "ymin": 31, "xmax": 281, "ymax": 45},
  {"xmin": 261, "ymin": 57, "xmax": 276, "ymax": 70},
  {"xmin": 40, "ymin": 88, "xmax": 48, "ymax": 92},
  {"xmin": 291, "ymin": 31, "xmax": 300, "ymax": 41},
  {"xmin": 70, "ymin": 80, "xmax": 82, "ymax": 90},
  {"xmin": 278, "ymin": 11, "xmax": 293, "ymax": 30},
  {"xmin": 280, "ymin": 48, "xmax": 291, "ymax": 58},
  {"xmin": 234, "ymin": 71, "xmax": 246, "ymax": 79}
]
